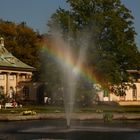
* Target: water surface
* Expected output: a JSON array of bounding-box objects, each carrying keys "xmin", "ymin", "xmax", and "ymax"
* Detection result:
[{"xmin": 0, "ymin": 120, "xmax": 140, "ymax": 140}]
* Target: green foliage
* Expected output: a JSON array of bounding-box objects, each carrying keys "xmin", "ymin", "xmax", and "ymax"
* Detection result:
[
  {"xmin": 0, "ymin": 86, "xmax": 6, "ymax": 104},
  {"xmin": 0, "ymin": 20, "xmax": 41, "ymax": 80},
  {"xmin": 39, "ymin": 46, "xmax": 63, "ymax": 97},
  {"xmin": 110, "ymin": 83, "xmax": 127, "ymax": 96},
  {"xmin": 103, "ymin": 113, "xmax": 113, "ymax": 122},
  {"xmin": 48, "ymin": 0, "xmax": 140, "ymax": 95},
  {"xmin": 75, "ymin": 80, "xmax": 99, "ymax": 107},
  {"xmin": 22, "ymin": 110, "xmax": 37, "ymax": 115}
]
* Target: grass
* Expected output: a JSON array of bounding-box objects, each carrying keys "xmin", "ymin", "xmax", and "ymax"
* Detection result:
[
  {"xmin": 1, "ymin": 104, "xmax": 140, "ymax": 114},
  {"xmin": 0, "ymin": 105, "xmax": 65, "ymax": 114}
]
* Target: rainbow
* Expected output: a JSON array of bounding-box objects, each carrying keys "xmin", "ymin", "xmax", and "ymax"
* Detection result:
[{"xmin": 41, "ymin": 40, "xmax": 107, "ymax": 89}]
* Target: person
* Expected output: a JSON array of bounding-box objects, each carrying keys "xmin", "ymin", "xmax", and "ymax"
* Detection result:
[
  {"xmin": 44, "ymin": 96, "xmax": 48, "ymax": 104},
  {"xmin": 12, "ymin": 99, "xmax": 17, "ymax": 108},
  {"xmin": 9, "ymin": 87, "xmax": 15, "ymax": 99}
]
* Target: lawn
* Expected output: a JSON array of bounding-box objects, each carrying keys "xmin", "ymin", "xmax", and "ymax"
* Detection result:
[
  {"xmin": 0, "ymin": 105, "xmax": 64, "ymax": 114},
  {"xmin": 1, "ymin": 104, "xmax": 140, "ymax": 114}
]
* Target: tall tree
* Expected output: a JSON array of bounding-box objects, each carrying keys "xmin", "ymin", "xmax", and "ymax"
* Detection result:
[
  {"xmin": 48, "ymin": 0, "xmax": 140, "ymax": 91},
  {"xmin": 39, "ymin": 36, "xmax": 64, "ymax": 100}
]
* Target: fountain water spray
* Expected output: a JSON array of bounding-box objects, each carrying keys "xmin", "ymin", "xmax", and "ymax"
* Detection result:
[{"xmin": 50, "ymin": 29, "xmax": 87, "ymax": 128}]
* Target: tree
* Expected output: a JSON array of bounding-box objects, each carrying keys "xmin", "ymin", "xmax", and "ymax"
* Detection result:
[
  {"xmin": 39, "ymin": 37, "xmax": 64, "ymax": 100},
  {"xmin": 0, "ymin": 20, "xmax": 40, "ymax": 80},
  {"xmin": 47, "ymin": 0, "xmax": 140, "ymax": 95}
]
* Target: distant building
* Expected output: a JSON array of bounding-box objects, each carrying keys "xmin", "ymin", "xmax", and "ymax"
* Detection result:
[
  {"xmin": 97, "ymin": 70, "xmax": 140, "ymax": 105},
  {"xmin": 111, "ymin": 70, "xmax": 140, "ymax": 105}
]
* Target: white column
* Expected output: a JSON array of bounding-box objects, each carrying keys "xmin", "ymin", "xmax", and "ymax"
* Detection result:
[
  {"xmin": 6, "ymin": 73, "xmax": 10, "ymax": 95},
  {"xmin": 16, "ymin": 73, "xmax": 20, "ymax": 93}
]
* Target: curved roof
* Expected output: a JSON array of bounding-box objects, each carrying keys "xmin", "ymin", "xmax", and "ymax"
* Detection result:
[{"xmin": 0, "ymin": 38, "xmax": 35, "ymax": 72}]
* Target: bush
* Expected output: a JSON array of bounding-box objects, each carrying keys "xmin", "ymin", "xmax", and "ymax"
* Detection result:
[
  {"xmin": 22, "ymin": 110, "xmax": 37, "ymax": 115},
  {"xmin": 103, "ymin": 113, "xmax": 113, "ymax": 122}
]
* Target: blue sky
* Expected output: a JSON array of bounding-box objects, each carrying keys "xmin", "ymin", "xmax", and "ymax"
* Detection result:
[{"xmin": 0, "ymin": 0, "xmax": 139, "ymax": 49}]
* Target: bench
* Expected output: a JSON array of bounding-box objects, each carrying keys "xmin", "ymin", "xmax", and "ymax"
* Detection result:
[{"xmin": 5, "ymin": 102, "xmax": 17, "ymax": 108}]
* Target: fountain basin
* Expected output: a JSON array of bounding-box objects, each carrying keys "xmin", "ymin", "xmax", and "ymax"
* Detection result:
[{"xmin": 1, "ymin": 119, "xmax": 140, "ymax": 140}]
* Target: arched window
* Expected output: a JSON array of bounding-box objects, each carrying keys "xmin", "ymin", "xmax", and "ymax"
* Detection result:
[
  {"xmin": 132, "ymin": 84, "xmax": 137, "ymax": 101},
  {"xmin": 0, "ymin": 86, "xmax": 4, "ymax": 94},
  {"xmin": 23, "ymin": 86, "xmax": 29, "ymax": 100},
  {"xmin": 9, "ymin": 86, "xmax": 15, "ymax": 99},
  {"xmin": 36, "ymin": 84, "xmax": 45, "ymax": 104}
]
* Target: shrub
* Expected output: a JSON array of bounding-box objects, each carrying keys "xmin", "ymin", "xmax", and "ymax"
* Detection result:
[
  {"xmin": 22, "ymin": 110, "xmax": 37, "ymax": 115},
  {"xmin": 103, "ymin": 113, "xmax": 113, "ymax": 122}
]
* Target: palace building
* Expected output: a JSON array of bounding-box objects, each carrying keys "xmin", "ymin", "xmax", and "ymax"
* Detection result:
[{"xmin": 0, "ymin": 37, "xmax": 36, "ymax": 102}]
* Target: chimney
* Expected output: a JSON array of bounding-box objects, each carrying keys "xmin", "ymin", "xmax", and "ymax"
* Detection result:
[{"xmin": 0, "ymin": 37, "xmax": 4, "ymax": 47}]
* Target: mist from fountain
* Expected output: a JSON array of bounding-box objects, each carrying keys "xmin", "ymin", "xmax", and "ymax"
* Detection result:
[
  {"xmin": 63, "ymin": 47, "xmax": 86, "ymax": 128},
  {"xmin": 50, "ymin": 29, "xmax": 87, "ymax": 128}
]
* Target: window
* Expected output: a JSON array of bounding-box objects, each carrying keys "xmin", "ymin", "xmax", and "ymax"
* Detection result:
[
  {"xmin": 103, "ymin": 90, "xmax": 109, "ymax": 97},
  {"xmin": 9, "ymin": 75, "xmax": 14, "ymax": 80},
  {"xmin": 0, "ymin": 75, "xmax": 4, "ymax": 80},
  {"xmin": 9, "ymin": 86, "xmax": 15, "ymax": 99},
  {"xmin": 23, "ymin": 86, "xmax": 29, "ymax": 99},
  {"xmin": 0, "ymin": 86, "xmax": 4, "ymax": 94},
  {"xmin": 22, "ymin": 75, "xmax": 25, "ymax": 80},
  {"xmin": 132, "ymin": 84, "xmax": 137, "ymax": 101}
]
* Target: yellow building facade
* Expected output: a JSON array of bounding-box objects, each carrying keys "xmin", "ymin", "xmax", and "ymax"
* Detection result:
[
  {"xmin": 97, "ymin": 70, "xmax": 140, "ymax": 105},
  {"xmin": 110, "ymin": 70, "xmax": 140, "ymax": 105}
]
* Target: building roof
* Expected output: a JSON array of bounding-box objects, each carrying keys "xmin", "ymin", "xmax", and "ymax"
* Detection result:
[{"xmin": 0, "ymin": 37, "xmax": 35, "ymax": 72}]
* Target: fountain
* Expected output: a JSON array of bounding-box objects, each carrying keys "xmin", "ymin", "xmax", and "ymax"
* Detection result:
[
  {"xmin": 50, "ymin": 29, "xmax": 87, "ymax": 128},
  {"xmin": 62, "ymin": 49, "xmax": 85, "ymax": 128}
]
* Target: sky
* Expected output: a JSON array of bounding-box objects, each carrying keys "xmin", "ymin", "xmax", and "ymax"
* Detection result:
[{"xmin": 0, "ymin": 0, "xmax": 139, "ymax": 49}]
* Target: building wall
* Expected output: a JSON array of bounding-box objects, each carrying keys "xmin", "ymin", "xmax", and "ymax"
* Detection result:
[
  {"xmin": 135, "ymin": 83, "xmax": 140, "ymax": 100},
  {"xmin": 109, "ymin": 82, "xmax": 140, "ymax": 102},
  {"xmin": 0, "ymin": 74, "xmax": 6, "ymax": 93},
  {"xmin": 125, "ymin": 87, "xmax": 133, "ymax": 101},
  {"xmin": 0, "ymin": 69, "xmax": 46, "ymax": 104},
  {"xmin": 17, "ymin": 82, "xmax": 45, "ymax": 104},
  {"xmin": 110, "ymin": 93, "xmax": 120, "ymax": 101},
  {"xmin": 20, "ymin": 82, "xmax": 41, "ymax": 101},
  {"xmin": 8, "ymin": 74, "xmax": 16, "ymax": 93},
  {"xmin": 0, "ymin": 70, "xmax": 32, "ymax": 99}
]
